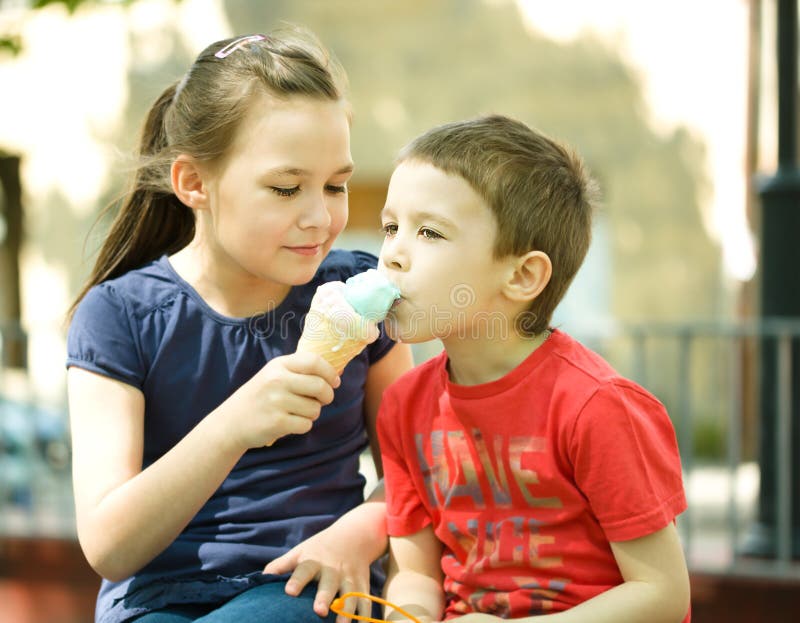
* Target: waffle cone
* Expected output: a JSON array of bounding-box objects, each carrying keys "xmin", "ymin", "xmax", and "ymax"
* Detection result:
[{"xmin": 296, "ymin": 312, "xmax": 374, "ymax": 374}]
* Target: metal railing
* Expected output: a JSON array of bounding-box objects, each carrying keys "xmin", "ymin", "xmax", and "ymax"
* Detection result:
[
  {"xmin": 2, "ymin": 320, "xmax": 799, "ymax": 579},
  {"xmin": 567, "ymin": 318, "xmax": 800, "ymax": 578},
  {"xmin": 0, "ymin": 322, "xmax": 73, "ymax": 538}
]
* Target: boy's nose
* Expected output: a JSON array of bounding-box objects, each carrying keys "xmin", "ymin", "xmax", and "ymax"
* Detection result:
[{"xmin": 380, "ymin": 239, "xmax": 408, "ymax": 272}]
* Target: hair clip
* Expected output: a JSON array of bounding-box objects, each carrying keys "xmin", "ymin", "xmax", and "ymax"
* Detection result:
[
  {"xmin": 330, "ymin": 591, "xmax": 423, "ymax": 623},
  {"xmin": 214, "ymin": 34, "xmax": 266, "ymax": 59}
]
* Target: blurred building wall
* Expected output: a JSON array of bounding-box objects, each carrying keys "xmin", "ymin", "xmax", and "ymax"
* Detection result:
[{"xmin": 0, "ymin": 0, "xmax": 744, "ymax": 407}]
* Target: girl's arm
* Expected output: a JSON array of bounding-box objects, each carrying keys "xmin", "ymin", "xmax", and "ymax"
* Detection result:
[
  {"xmin": 362, "ymin": 343, "xmax": 415, "ymax": 480},
  {"xmin": 69, "ymin": 351, "xmax": 340, "ymax": 581},
  {"xmin": 264, "ymin": 342, "xmax": 415, "ymax": 621},
  {"xmin": 447, "ymin": 522, "xmax": 690, "ymax": 623},
  {"xmin": 68, "ymin": 368, "xmax": 244, "ymax": 581},
  {"xmin": 384, "ymin": 527, "xmax": 445, "ymax": 622}
]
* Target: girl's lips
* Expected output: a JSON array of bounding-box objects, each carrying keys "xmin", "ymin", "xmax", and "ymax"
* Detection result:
[{"xmin": 285, "ymin": 244, "xmax": 322, "ymax": 256}]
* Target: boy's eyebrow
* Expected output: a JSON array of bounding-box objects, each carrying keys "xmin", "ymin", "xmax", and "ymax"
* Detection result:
[
  {"xmin": 381, "ymin": 207, "xmax": 457, "ymax": 229},
  {"xmin": 417, "ymin": 210, "xmax": 457, "ymax": 228}
]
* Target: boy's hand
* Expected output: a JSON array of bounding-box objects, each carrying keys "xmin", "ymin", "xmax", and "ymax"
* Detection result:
[{"xmin": 220, "ymin": 351, "xmax": 340, "ymax": 450}]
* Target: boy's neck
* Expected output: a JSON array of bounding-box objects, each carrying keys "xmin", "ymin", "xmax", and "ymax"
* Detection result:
[{"xmin": 443, "ymin": 329, "xmax": 551, "ymax": 386}]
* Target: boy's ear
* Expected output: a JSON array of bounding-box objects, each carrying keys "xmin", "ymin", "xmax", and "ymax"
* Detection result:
[
  {"xmin": 503, "ymin": 250, "xmax": 552, "ymax": 302},
  {"xmin": 171, "ymin": 155, "xmax": 209, "ymax": 210}
]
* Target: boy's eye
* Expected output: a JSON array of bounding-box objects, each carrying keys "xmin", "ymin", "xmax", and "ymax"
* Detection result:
[
  {"xmin": 419, "ymin": 227, "xmax": 443, "ymax": 240},
  {"xmin": 381, "ymin": 223, "xmax": 398, "ymax": 236},
  {"xmin": 325, "ymin": 184, "xmax": 348, "ymax": 194},
  {"xmin": 270, "ymin": 186, "xmax": 299, "ymax": 197}
]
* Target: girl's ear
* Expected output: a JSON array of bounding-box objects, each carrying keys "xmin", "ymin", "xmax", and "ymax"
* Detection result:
[
  {"xmin": 171, "ymin": 155, "xmax": 209, "ymax": 210},
  {"xmin": 503, "ymin": 250, "xmax": 552, "ymax": 302}
]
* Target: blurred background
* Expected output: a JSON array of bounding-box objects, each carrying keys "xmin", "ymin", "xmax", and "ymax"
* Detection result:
[{"xmin": 1, "ymin": 0, "xmax": 798, "ymax": 621}]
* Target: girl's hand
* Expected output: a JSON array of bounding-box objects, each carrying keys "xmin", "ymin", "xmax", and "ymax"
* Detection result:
[
  {"xmin": 219, "ymin": 352, "xmax": 340, "ymax": 450},
  {"xmin": 263, "ymin": 502, "xmax": 387, "ymax": 623}
]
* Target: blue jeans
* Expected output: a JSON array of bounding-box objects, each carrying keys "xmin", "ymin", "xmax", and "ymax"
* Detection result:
[{"xmin": 132, "ymin": 582, "xmax": 336, "ymax": 623}]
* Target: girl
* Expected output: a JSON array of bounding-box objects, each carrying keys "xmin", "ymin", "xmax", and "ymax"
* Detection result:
[{"xmin": 66, "ymin": 29, "xmax": 413, "ymax": 623}]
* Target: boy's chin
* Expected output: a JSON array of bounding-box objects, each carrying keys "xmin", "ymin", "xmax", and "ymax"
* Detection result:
[
  {"xmin": 383, "ymin": 317, "xmax": 428, "ymax": 344},
  {"xmin": 383, "ymin": 319, "xmax": 403, "ymax": 342}
]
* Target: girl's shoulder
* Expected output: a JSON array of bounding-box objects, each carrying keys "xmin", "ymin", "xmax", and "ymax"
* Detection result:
[
  {"xmin": 74, "ymin": 250, "xmax": 380, "ymax": 330},
  {"xmin": 313, "ymin": 248, "xmax": 379, "ymax": 285},
  {"xmin": 81, "ymin": 255, "xmax": 183, "ymax": 321},
  {"xmin": 67, "ymin": 257, "xmax": 179, "ymax": 385}
]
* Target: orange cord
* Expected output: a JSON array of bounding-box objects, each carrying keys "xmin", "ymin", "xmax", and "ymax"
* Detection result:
[{"xmin": 329, "ymin": 591, "xmax": 423, "ymax": 623}]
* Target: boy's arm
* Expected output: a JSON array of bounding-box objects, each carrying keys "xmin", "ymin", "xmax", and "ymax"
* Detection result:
[
  {"xmin": 602, "ymin": 522, "xmax": 691, "ymax": 621},
  {"xmin": 448, "ymin": 522, "xmax": 689, "ymax": 623},
  {"xmin": 384, "ymin": 526, "xmax": 446, "ymax": 622},
  {"xmin": 547, "ymin": 522, "xmax": 688, "ymax": 623}
]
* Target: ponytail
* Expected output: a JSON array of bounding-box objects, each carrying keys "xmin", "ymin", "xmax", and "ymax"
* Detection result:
[
  {"xmin": 68, "ymin": 27, "xmax": 348, "ymax": 322},
  {"xmin": 67, "ymin": 83, "xmax": 195, "ymax": 320}
]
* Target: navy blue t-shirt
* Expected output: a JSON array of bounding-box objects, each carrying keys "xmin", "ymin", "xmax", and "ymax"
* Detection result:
[{"xmin": 66, "ymin": 250, "xmax": 394, "ymax": 623}]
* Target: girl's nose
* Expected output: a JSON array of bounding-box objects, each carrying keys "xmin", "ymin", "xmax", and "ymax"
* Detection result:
[{"xmin": 298, "ymin": 192, "xmax": 333, "ymax": 229}]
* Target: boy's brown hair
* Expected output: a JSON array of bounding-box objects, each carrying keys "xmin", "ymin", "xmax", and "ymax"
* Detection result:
[{"xmin": 397, "ymin": 114, "xmax": 599, "ymax": 336}]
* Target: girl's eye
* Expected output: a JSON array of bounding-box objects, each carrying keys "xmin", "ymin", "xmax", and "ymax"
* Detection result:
[
  {"xmin": 381, "ymin": 223, "xmax": 398, "ymax": 236},
  {"xmin": 419, "ymin": 227, "xmax": 443, "ymax": 240},
  {"xmin": 271, "ymin": 186, "xmax": 299, "ymax": 197},
  {"xmin": 325, "ymin": 184, "xmax": 348, "ymax": 194}
]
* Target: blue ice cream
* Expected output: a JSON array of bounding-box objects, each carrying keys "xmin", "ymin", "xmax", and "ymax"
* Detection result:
[{"xmin": 343, "ymin": 269, "xmax": 401, "ymax": 322}]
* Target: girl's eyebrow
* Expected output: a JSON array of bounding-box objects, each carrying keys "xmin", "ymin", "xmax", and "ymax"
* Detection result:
[{"xmin": 267, "ymin": 164, "xmax": 354, "ymax": 178}]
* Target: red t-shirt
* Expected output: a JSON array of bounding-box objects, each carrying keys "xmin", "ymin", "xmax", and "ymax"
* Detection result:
[{"xmin": 378, "ymin": 330, "xmax": 688, "ymax": 620}]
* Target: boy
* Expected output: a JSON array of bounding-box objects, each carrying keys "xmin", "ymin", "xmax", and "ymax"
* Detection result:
[{"xmin": 376, "ymin": 115, "xmax": 690, "ymax": 622}]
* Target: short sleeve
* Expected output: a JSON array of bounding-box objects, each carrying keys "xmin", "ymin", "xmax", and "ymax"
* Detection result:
[
  {"xmin": 570, "ymin": 381, "xmax": 687, "ymax": 542},
  {"xmin": 66, "ymin": 283, "xmax": 146, "ymax": 389},
  {"xmin": 350, "ymin": 250, "xmax": 396, "ymax": 365},
  {"xmin": 377, "ymin": 389, "xmax": 432, "ymax": 536}
]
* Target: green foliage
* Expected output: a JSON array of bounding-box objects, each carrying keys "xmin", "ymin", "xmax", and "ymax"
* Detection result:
[
  {"xmin": 693, "ymin": 417, "xmax": 727, "ymax": 462},
  {"xmin": 31, "ymin": 0, "xmax": 170, "ymax": 10},
  {"xmin": 1, "ymin": 0, "xmax": 182, "ymax": 57},
  {"xmin": 33, "ymin": 0, "xmax": 87, "ymax": 13},
  {"xmin": 0, "ymin": 36, "xmax": 22, "ymax": 55}
]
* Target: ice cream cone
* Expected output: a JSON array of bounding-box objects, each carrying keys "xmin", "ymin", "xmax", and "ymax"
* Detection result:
[
  {"xmin": 296, "ymin": 311, "xmax": 374, "ymax": 374},
  {"xmin": 296, "ymin": 271, "xmax": 400, "ymax": 374}
]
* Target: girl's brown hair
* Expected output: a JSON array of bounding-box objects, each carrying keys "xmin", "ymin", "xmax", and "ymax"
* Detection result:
[
  {"xmin": 398, "ymin": 114, "xmax": 599, "ymax": 336},
  {"xmin": 68, "ymin": 27, "xmax": 348, "ymax": 319}
]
